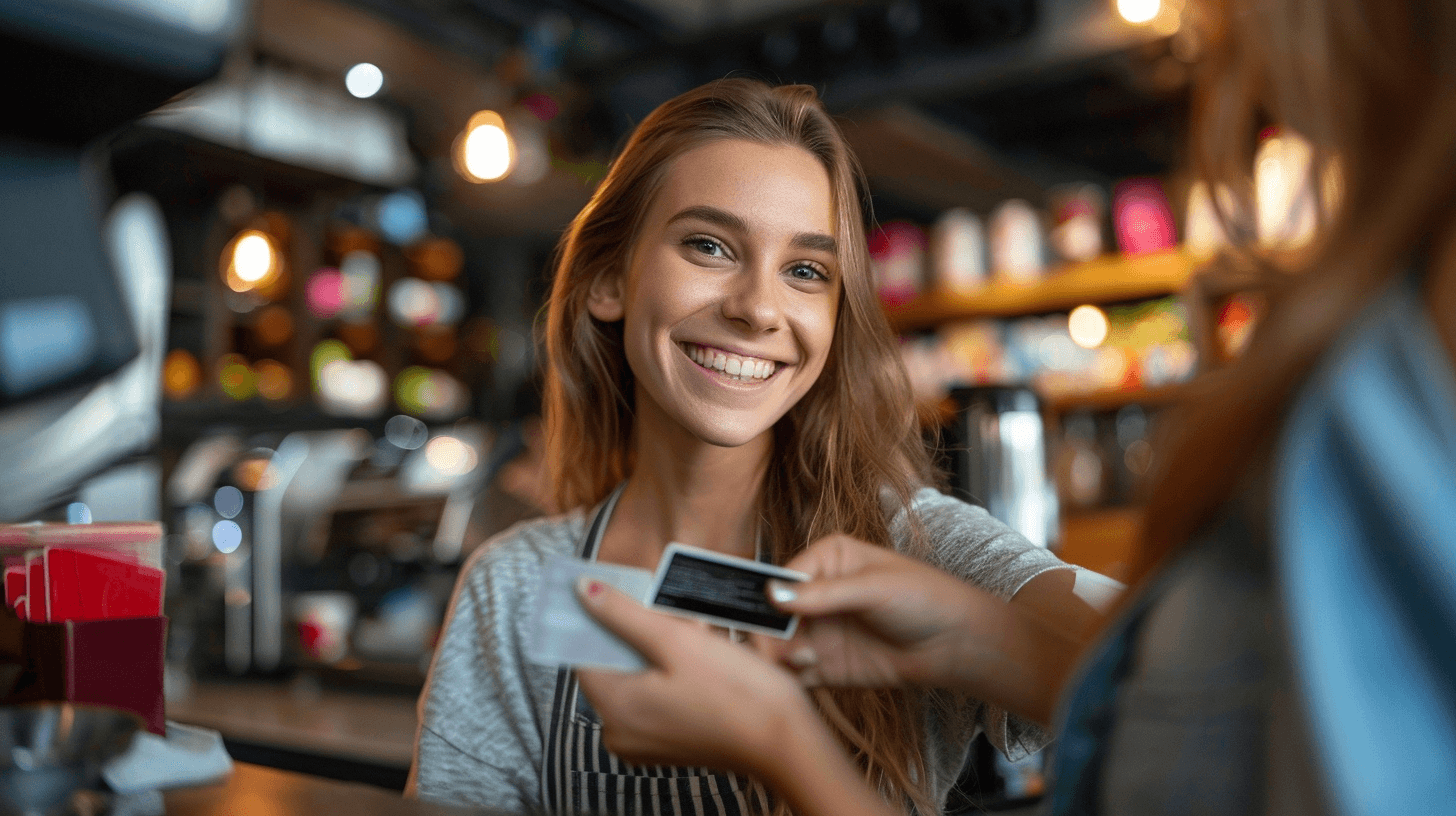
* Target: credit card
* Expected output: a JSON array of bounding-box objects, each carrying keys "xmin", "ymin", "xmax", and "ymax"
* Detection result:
[
  {"xmin": 525, "ymin": 553, "xmax": 654, "ymax": 672},
  {"xmin": 648, "ymin": 543, "xmax": 808, "ymax": 638}
]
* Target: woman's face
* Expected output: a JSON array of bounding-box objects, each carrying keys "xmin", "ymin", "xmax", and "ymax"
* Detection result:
[{"xmin": 590, "ymin": 139, "xmax": 841, "ymax": 449}]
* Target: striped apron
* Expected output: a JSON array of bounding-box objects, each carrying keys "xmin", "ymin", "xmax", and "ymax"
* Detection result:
[{"xmin": 541, "ymin": 486, "xmax": 774, "ymax": 816}]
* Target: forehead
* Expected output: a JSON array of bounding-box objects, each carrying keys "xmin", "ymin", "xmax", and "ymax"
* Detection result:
[{"xmin": 646, "ymin": 139, "xmax": 837, "ymax": 239}]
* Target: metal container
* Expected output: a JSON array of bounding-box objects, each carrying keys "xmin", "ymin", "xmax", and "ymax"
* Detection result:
[{"xmin": 945, "ymin": 386, "xmax": 1059, "ymax": 549}]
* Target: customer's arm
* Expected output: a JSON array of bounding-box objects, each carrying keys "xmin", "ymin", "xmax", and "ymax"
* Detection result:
[{"xmin": 771, "ymin": 535, "xmax": 1091, "ymax": 726}]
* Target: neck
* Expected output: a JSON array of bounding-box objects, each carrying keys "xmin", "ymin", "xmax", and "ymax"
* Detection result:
[{"xmin": 598, "ymin": 398, "xmax": 771, "ymax": 570}]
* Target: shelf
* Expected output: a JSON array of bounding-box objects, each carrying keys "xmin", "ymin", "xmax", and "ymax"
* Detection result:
[
  {"xmin": 1044, "ymin": 382, "xmax": 1190, "ymax": 414},
  {"xmin": 885, "ymin": 248, "xmax": 1202, "ymax": 331},
  {"xmin": 1058, "ymin": 506, "xmax": 1143, "ymax": 582}
]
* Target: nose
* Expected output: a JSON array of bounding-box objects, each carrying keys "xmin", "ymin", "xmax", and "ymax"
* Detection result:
[{"xmin": 720, "ymin": 263, "xmax": 782, "ymax": 333}]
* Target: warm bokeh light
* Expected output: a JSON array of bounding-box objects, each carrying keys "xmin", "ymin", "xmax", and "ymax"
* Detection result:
[
  {"xmin": 1069, "ymin": 305, "xmax": 1111, "ymax": 349},
  {"xmin": 224, "ymin": 229, "xmax": 281, "ymax": 293},
  {"xmin": 456, "ymin": 110, "xmax": 513, "ymax": 182},
  {"xmin": 218, "ymin": 353, "xmax": 257, "ymax": 400},
  {"xmin": 345, "ymin": 62, "xmax": 384, "ymax": 99},
  {"xmin": 1116, "ymin": 0, "xmax": 1161, "ymax": 24},
  {"xmin": 233, "ymin": 233, "xmax": 273, "ymax": 282},
  {"xmin": 233, "ymin": 453, "xmax": 276, "ymax": 492},
  {"xmin": 254, "ymin": 359, "xmax": 294, "ymax": 401},
  {"xmin": 424, "ymin": 435, "xmax": 477, "ymax": 475},
  {"xmin": 163, "ymin": 349, "xmax": 203, "ymax": 399}
]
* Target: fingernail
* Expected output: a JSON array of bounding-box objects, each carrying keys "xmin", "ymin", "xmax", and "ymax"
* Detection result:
[
  {"xmin": 577, "ymin": 577, "xmax": 603, "ymax": 600},
  {"xmin": 767, "ymin": 580, "xmax": 797, "ymax": 604},
  {"xmin": 787, "ymin": 645, "xmax": 817, "ymax": 668}
]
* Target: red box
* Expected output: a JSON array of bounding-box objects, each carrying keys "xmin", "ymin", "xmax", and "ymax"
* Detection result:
[{"xmin": 1, "ymin": 609, "xmax": 166, "ymax": 735}]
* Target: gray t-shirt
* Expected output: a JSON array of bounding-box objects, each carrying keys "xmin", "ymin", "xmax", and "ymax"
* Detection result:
[{"xmin": 410, "ymin": 487, "xmax": 1074, "ymax": 813}]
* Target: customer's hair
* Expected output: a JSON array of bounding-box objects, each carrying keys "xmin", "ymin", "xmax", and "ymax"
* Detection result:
[
  {"xmin": 1137, "ymin": 0, "xmax": 1456, "ymax": 578},
  {"xmin": 540, "ymin": 78, "xmax": 938, "ymax": 814}
]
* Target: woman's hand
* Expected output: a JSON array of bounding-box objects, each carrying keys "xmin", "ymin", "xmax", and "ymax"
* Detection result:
[
  {"xmin": 573, "ymin": 578, "xmax": 816, "ymax": 778},
  {"xmin": 770, "ymin": 535, "xmax": 1081, "ymax": 725}
]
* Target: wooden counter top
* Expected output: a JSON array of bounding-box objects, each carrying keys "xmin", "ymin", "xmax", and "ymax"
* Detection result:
[
  {"xmin": 165, "ymin": 762, "xmax": 507, "ymax": 816},
  {"xmin": 167, "ymin": 679, "xmax": 419, "ymax": 771}
]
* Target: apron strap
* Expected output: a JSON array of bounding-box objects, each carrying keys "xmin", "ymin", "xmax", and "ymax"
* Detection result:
[{"xmin": 542, "ymin": 484, "xmax": 625, "ymax": 814}]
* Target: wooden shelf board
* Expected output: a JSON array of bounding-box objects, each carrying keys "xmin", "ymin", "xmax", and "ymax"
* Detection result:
[
  {"xmin": 886, "ymin": 248, "xmax": 1200, "ymax": 330},
  {"xmin": 1059, "ymin": 506, "xmax": 1143, "ymax": 582},
  {"xmin": 1044, "ymin": 382, "xmax": 1190, "ymax": 414}
]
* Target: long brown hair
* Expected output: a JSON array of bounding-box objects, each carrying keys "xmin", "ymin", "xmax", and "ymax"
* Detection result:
[
  {"xmin": 1136, "ymin": 0, "xmax": 1456, "ymax": 581},
  {"xmin": 541, "ymin": 79, "xmax": 938, "ymax": 813}
]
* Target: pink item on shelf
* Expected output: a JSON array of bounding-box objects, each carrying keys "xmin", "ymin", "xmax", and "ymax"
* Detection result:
[{"xmin": 1113, "ymin": 178, "xmax": 1178, "ymax": 256}]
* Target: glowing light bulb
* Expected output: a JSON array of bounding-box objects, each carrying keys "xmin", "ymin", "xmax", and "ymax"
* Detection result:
[
  {"xmin": 233, "ymin": 234, "xmax": 273, "ymax": 282},
  {"xmin": 1116, "ymin": 0, "xmax": 1161, "ymax": 24},
  {"xmin": 456, "ymin": 111, "xmax": 513, "ymax": 182},
  {"xmin": 345, "ymin": 63, "xmax": 384, "ymax": 99},
  {"xmin": 224, "ymin": 229, "xmax": 281, "ymax": 293},
  {"xmin": 1069, "ymin": 305, "xmax": 1110, "ymax": 349}
]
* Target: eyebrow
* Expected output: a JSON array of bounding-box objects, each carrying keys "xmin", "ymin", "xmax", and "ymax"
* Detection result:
[{"xmin": 668, "ymin": 205, "xmax": 838, "ymax": 257}]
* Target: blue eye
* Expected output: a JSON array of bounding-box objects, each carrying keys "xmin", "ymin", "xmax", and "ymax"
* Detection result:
[{"xmin": 788, "ymin": 264, "xmax": 827, "ymax": 282}]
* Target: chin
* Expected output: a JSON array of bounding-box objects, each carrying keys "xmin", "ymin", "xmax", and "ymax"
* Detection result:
[{"xmin": 680, "ymin": 411, "xmax": 775, "ymax": 449}]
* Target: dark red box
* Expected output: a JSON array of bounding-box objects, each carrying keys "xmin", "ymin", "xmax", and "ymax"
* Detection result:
[{"xmin": 0, "ymin": 610, "xmax": 166, "ymax": 735}]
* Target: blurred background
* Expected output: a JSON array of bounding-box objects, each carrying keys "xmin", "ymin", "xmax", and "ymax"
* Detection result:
[{"xmin": 0, "ymin": 0, "xmax": 1317, "ymax": 809}]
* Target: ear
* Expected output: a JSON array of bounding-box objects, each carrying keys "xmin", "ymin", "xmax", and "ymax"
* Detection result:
[{"xmin": 586, "ymin": 270, "xmax": 625, "ymax": 322}]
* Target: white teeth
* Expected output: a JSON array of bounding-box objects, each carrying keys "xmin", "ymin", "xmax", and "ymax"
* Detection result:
[{"xmin": 683, "ymin": 343, "xmax": 777, "ymax": 381}]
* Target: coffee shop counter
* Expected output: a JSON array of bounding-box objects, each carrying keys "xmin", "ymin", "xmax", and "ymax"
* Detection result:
[
  {"xmin": 165, "ymin": 762, "xmax": 507, "ymax": 816},
  {"xmin": 165, "ymin": 678, "xmax": 419, "ymax": 788}
]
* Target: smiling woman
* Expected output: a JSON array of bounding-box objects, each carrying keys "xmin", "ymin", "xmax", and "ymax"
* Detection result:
[
  {"xmin": 592, "ymin": 139, "xmax": 839, "ymax": 453},
  {"xmin": 409, "ymin": 79, "xmax": 1098, "ymax": 816}
]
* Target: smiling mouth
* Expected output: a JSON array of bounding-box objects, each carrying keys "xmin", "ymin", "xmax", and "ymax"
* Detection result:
[{"xmin": 680, "ymin": 342, "xmax": 780, "ymax": 382}]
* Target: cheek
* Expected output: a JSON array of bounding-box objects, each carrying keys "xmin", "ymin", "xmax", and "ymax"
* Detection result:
[{"xmin": 798, "ymin": 301, "xmax": 839, "ymax": 368}]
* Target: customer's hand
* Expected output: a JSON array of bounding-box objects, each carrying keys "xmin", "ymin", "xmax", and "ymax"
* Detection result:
[
  {"xmin": 573, "ymin": 579, "xmax": 817, "ymax": 779},
  {"xmin": 766, "ymin": 534, "xmax": 1000, "ymax": 690}
]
